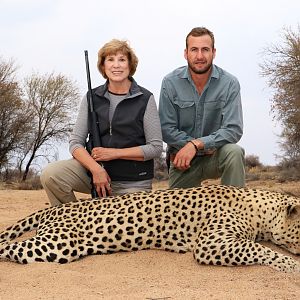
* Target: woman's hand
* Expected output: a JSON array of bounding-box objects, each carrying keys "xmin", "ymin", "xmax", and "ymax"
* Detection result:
[
  {"xmin": 72, "ymin": 147, "xmax": 113, "ymax": 197},
  {"xmin": 90, "ymin": 164, "xmax": 112, "ymax": 197},
  {"xmin": 91, "ymin": 147, "xmax": 119, "ymax": 161}
]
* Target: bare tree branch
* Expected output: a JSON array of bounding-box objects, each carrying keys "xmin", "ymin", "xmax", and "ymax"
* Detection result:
[
  {"xmin": 260, "ymin": 25, "xmax": 300, "ymax": 161},
  {"xmin": 0, "ymin": 57, "xmax": 33, "ymax": 169},
  {"xmin": 21, "ymin": 72, "xmax": 80, "ymax": 180}
]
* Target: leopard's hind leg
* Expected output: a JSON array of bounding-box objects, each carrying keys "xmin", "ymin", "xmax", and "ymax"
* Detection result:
[
  {"xmin": 0, "ymin": 227, "xmax": 82, "ymax": 264},
  {"xmin": 0, "ymin": 210, "xmax": 43, "ymax": 244}
]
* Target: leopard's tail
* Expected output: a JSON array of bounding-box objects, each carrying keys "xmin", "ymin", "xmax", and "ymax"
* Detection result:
[{"xmin": 0, "ymin": 209, "xmax": 43, "ymax": 244}]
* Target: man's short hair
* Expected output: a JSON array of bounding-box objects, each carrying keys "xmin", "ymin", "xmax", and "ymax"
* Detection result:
[{"xmin": 186, "ymin": 27, "xmax": 215, "ymax": 49}]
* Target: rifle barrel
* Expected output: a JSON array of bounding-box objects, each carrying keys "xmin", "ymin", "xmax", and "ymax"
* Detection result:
[{"xmin": 84, "ymin": 50, "xmax": 94, "ymax": 112}]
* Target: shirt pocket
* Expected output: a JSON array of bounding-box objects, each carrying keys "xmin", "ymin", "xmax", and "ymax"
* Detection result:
[
  {"xmin": 173, "ymin": 99, "xmax": 195, "ymax": 131},
  {"xmin": 204, "ymin": 99, "xmax": 224, "ymax": 111},
  {"xmin": 203, "ymin": 100, "xmax": 225, "ymax": 128}
]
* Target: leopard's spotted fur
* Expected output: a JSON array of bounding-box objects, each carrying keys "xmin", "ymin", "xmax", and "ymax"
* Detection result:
[{"xmin": 1, "ymin": 185, "xmax": 300, "ymax": 272}]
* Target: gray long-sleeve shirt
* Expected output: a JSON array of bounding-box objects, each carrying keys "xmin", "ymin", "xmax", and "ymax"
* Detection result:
[
  {"xmin": 69, "ymin": 91, "xmax": 163, "ymax": 161},
  {"xmin": 159, "ymin": 64, "xmax": 243, "ymax": 153}
]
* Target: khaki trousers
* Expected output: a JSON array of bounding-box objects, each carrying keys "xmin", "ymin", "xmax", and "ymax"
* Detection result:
[
  {"xmin": 169, "ymin": 144, "xmax": 245, "ymax": 188},
  {"xmin": 40, "ymin": 159, "xmax": 152, "ymax": 206}
]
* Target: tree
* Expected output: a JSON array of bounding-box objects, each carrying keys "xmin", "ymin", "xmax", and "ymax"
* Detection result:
[
  {"xmin": 0, "ymin": 58, "xmax": 32, "ymax": 170},
  {"xmin": 260, "ymin": 25, "xmax": 300, "ymax": 161},
  {"xmin": 20, "ymin": 72, "xmax": 80, "ymax": 180},
  {"xmin": 245, "ymin": 154, "xmax": 262, "ymax": 169}
]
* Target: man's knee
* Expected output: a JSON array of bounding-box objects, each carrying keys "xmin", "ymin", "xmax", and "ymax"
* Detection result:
[
  {"xmin": 218, "ymin": 144, "xmax": 245, "ymax": 187},
  {"xmin": 220, "ymin": 144, "xmax": 245, "ymax": 162}
]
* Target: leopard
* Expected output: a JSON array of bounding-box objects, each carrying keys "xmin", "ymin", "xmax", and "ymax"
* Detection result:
[{"xmin": 0, "ymin": 185, "xmax": 300, "ymax": 272}]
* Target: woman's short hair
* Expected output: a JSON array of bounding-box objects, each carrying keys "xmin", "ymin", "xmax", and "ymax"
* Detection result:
[{"xmin": 97, "ymin": 39, "xmax": 138, "ymax": 79}]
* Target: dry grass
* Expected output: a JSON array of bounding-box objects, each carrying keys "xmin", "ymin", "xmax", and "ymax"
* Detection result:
[
  {"xmin": 153, "ymin": 173, "xmax": 300, "ymax": 197},
  {"xmin": 1, "ymin": 165, "xmax": 299, "ymax": 197}
]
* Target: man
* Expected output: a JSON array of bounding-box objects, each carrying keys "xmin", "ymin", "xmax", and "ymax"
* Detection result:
[{"xmin": 159, "ymin": 27, "xmax": 245, "ymax": 188}]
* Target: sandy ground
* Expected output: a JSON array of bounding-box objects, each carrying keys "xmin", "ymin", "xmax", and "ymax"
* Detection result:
[{"xmin": 0, "ymin": 185, "xmax": 300, "ymax": 300}]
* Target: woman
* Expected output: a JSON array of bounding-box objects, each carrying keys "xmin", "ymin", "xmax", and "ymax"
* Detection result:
[{"xmin": 41, "ymin": 39, "xmax": 163, "ymax": 206}]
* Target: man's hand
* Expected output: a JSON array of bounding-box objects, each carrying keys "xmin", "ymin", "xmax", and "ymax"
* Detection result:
[{"xmin": 173, "ymin": 140, "xmax": 203, "ymax": 170}]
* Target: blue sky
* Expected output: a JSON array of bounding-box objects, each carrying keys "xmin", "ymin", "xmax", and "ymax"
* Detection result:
[{"xmin": 1, "ymin": 0, "xmax": 299, "ymax": 165}]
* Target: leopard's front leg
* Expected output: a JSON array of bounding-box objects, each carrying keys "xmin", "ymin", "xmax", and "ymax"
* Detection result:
[{"xmin": 193, "ymin": 214, "xmax": 300, "ymax": 273}]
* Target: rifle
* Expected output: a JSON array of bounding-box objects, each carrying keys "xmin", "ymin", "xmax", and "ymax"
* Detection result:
[{"xmin": 84, "ymin": 50, "xmax": 102, "ymax": 198}]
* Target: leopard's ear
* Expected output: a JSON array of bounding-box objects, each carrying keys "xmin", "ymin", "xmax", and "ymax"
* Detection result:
[{"xmin": 287, "ymin": 205, "xmax": 300, "ymax": 220}]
